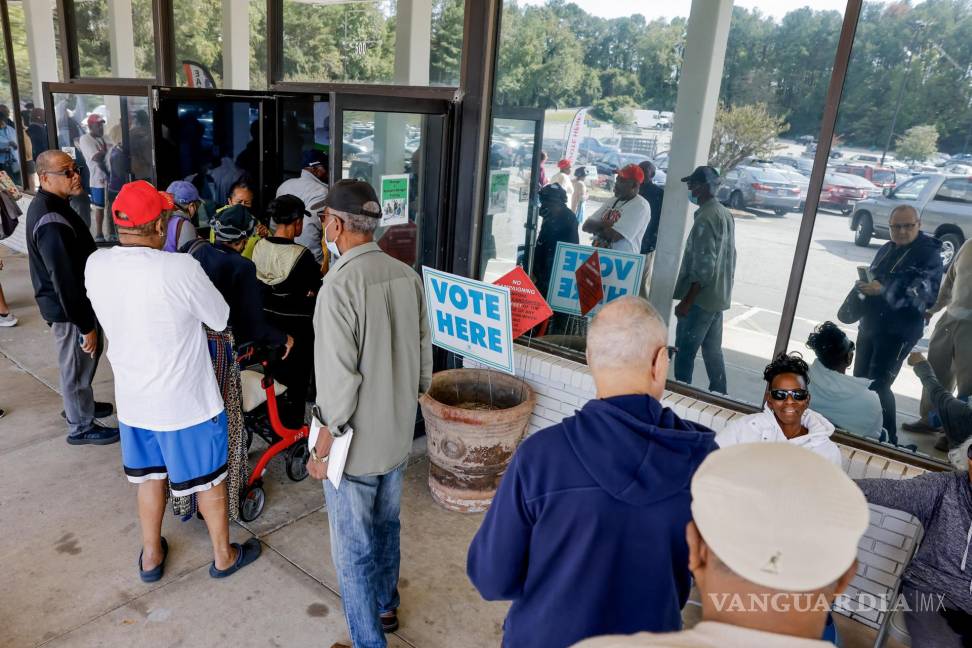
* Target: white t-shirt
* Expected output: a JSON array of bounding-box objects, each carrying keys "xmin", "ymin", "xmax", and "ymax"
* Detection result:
[
  {"xmin": 550, "ymin": 171, "xmax": 575, "ymax": 201},
  {"xmin": 85, "ymin": 246, "xmax": 230, "ymax": 431},
  {"xmin": 590, "ymin": 194, "xmax": 652, "ymax": 254},
  {"xmin": 78, "ymin": 133, "xmax": 108, "ymax": 188}
]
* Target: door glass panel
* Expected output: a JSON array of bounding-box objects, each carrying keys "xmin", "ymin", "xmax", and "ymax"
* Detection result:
[
  {"xmin": 51, "ymin": 92, "xmax": 153, "ymax": 239},
  {"xmin": 155, "ymin": 97, "xmax": 261, "ymax": 224},
  {"xmin": 339, "ymin": 110, "xmax": 436, "ymax": 269},
  {"xmin": 71, "ymin": 0, "xmax": 157, "ymax": 79},
  {"xmin": 478, "ymin": 117, "xmax": 539, "ymax": 284},
  {"xmin": 279, "ymin": 98, "xmax": 330, "ymax": 182}
]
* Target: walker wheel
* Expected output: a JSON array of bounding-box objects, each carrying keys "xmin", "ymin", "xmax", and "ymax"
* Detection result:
[
  {"xmin": 286, "ymin": 443, "xmax": 310, "ymax": 482},
  {"xmin": 240, "ymin": 484, "xmax": 266, "ymax": 522}
]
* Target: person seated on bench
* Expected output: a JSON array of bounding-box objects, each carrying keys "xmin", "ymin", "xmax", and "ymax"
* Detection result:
[
  {"xmin": 856, "ymin": 445, "xmax": 972, "ymax": 647},
  {"xmin": 907, "ymin": 352, "xmax": 972, "ymax": 462},
  {"xmin": 716, "ymin": 352, "xmax": 842, "ymax": 465},
  {"xmin": 805, "ymin": 321, "xmax": 883, "ymax": 441},
  {"xmin": 574, "ymin": 443, "xmax": 869, "ymax": 647}
]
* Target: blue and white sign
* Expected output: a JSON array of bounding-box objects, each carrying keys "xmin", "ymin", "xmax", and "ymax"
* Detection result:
[
  {"xmin": 547, "ymin": 243, "xmax": 646, "ymax": 315},
  {"xmin": 423, "ymin": 267, "xmax": 515, "ymax": 374}
]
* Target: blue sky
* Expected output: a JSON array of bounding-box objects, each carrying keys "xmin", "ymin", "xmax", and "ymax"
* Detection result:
[{"xmin": 516, "ymin": 0, "xmax": 855, "ymax": 22}]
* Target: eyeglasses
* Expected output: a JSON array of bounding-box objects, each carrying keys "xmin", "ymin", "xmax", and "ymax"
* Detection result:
[
  {"xmin": 44, "ymin": 167, "xmax": 80, "ymax": 179},
  {"xmin": 769, "ymin": 389, "xmax": 809, "ymax": 402},
  {"xmin": 889, "ymin": 222, "xmax": 918, "ymax": 231}
]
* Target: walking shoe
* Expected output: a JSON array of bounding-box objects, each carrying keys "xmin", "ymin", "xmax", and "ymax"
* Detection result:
[
  {"xmin": 61, "ymin": 401, "xmax": 114, "ymax": 420},
  {"xmin": 935, "ymin": 435, "xmax": 949, "ymax": 452},
  {"xmin": 209, "ymin": 537, "xmax": 262, "ymax": 578},
  {"xmin": 0, "ymin": 312, "xmax": 17, "ymax": 327},
  {"xmin": 902, "ymin": 419, "xmax": 942, "ymax": 434},
  {"xmin": 94, "ymin": 234, "xmax": 106, "ymax": 243},
  {"xmin": 139, "ymin": 537, "xmax": 169, "ymax": 583},
  {"xmin": 66, "ymin": 423, "xmax": 120, "ymax": 445},
  {"xmin": 329, "ymin": 644, "xmax": 351, "ymax": 648},
  {"xmin": 380, "ymin": 609, "xmax": 399, "ymax": 633},
  {"xmin": 0, "ymin": 408, "xmax": 5, "ymax": 419}
]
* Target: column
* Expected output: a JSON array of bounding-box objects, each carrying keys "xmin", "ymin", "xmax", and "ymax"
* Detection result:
[
  {"xmin": 222, "ymin": 0, "xmax": 251, "ymax": 90},
  {"xmin": 647, "ymin": 0, "xmax": 733, "ymax": 324},
  {"xmin": 107, "ymin": 0, "xmax": 136, "ymax": 78},
  {"xmin": 22, "ymin": 0, "xmax": 60, "ymax": 107}
]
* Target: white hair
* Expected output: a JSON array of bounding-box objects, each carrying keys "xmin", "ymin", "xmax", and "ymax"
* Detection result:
[{"xmin": 586, "ymin": 297, "xmax": 668, "ymax": 372}]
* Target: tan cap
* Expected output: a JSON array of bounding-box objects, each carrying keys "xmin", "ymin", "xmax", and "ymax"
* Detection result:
[{"xmin": 691, "ymin": 443, "xmax": 869, "ymax": 592}]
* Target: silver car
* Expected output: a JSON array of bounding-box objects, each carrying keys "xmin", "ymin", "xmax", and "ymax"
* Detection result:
[
  {"xmin": 850, "ymin": 173, "xmax": 971, "ymax": 266},
  {"xmin": 717, "ymin": 166, "xmax": 803, "ymax": 215}
]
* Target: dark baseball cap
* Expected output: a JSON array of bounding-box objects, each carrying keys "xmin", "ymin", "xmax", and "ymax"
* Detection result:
[
  {"xmin": 302, "ymin": 149, "xmax": 329, "ymax": 169},
  {"xmin": 681, "ymin": 165, "xmax": 721, "ymax": 185},
  {"xmin": 323, "ymin": 179, "xmax": 381, "ymax": 219},
  {"xmin": 212, "ymin": 204, "xmax": 255, "ymax": 242},
  {"xmin": 268, "ymin": 194, "xmax": 310, "ymax": 225}
]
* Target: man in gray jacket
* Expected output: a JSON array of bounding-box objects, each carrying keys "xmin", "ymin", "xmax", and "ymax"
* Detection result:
[
  {"xmin": 856, "ymin": 457, "xmax": 972, "ymax": 647},
  {"xmin": 307, "ymin": 179, "xmax": 432, "ymax": 648}
]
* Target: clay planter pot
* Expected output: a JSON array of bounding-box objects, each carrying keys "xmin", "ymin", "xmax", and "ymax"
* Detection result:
[{"xmin": 419, "ymin": 368, "xmax": 536, "ymax": 513}]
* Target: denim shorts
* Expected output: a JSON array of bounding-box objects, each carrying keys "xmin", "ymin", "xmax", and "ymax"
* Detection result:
[{"xmin": 120, "ymin": 411, "xmax": 228, "ymax": 497}]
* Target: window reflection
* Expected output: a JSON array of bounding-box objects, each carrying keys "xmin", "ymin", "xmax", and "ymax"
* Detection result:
[{"xmin": 71, "ymin": 0, "xmax": 156, "ymax": 79}]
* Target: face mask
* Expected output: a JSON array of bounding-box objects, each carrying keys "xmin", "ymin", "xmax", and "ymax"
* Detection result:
[
  {"xmin": 324, "ymin": 218, "xmax": 340, "ymax": 260},
  {"xmin": 687, "ymin": 190, "xmax": 699, "ymax": 205}
]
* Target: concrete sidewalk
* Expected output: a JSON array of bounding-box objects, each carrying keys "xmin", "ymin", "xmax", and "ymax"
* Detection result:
[{"xmin": 0, "ymin": 243, "xmax": 894, "ymax": 648}]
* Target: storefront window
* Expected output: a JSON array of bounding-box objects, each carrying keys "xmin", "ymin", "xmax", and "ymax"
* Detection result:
[
  {"xmin": 281, "ymin": 0, "xmax": 463, "ymax": 86},
  {"xmin": 72, "ymin": 0, "xmax": 156, "ymax": 79},
  {"xmin": 173, "ymin": 0, "xmax": 268, "ymax": 89},
  {"xmin": 0, "ymin": 16, "xmax": 20, "ymax": 187}
]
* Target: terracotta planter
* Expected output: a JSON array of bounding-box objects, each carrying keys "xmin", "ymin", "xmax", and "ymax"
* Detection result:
[{"xmin": 419, "ymin": 368, "xmax": 536, "ymax": 512}]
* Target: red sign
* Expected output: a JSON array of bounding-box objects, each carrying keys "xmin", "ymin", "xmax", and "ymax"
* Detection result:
[
  {"xmin": 493, "ymin": 266, "xmax": 553, "ymax": 338},
  {"xmin": 575, "ymin": 251, "xmax": 604, "ymax": 316}
]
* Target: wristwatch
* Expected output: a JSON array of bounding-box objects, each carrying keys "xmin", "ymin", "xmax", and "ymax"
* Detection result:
[{"xmin": 310, "ymin": 446, "xmax": 329, "ymax": 464}]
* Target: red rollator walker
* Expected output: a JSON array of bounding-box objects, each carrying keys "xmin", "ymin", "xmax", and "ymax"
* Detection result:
[{"xmin": 236, "ymin": 345, "xmax": 310, "ymax": 522}]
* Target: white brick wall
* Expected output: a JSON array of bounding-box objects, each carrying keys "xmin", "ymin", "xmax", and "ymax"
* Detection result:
[{"xmin": 468, "ymin": 344, "xmax": 929, "ymax": 632}]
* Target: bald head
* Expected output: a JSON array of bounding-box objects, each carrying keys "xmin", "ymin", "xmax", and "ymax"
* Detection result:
[
  {"xmin": 890, "ymin": 204, "xmax": 918, "ymax": 221},
  {"xmin": 36, "ymin": 150, "xmax": 71, "ymax": 175},
  {"xmin": 587, "ymin": 297, "xmax": 667, "ymax": 371},
  {"xmin": 889, "ymin": 204, "xmax": 920, "ymax": 246}
]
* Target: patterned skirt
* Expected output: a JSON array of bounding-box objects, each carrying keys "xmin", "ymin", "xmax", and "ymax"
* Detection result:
[{"xmin": 170, "ymin": 327, "xmax": 247, "ymax": 521}]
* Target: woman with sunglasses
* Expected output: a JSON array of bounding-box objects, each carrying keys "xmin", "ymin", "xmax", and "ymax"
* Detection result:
[{"xmin": 716, "ymin": 352, "xmax": 842, "ymax": 466}]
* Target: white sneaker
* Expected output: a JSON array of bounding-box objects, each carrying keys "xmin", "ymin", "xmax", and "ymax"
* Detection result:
[{"xmin": 0, "ymin": 312, "xmax": 18, "ymax": 327}]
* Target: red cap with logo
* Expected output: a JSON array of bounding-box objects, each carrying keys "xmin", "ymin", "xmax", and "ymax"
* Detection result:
[
  {"xmin": 112, "ymin": 181, "xmax": 172, "ymax": 228},
  {"xmin": 616, "ymin": 163, "xmax": 645, "ymax": 184},
  {"xmin": 86, "ymin": 113, "xmax": 105, "ymax": 127},
  {"xmin": 557, "ymin": 158, "xmax": 572, "ymax": 170}
]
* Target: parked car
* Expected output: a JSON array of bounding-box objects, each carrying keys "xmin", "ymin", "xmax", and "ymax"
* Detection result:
[
  {"xmin": 770, "ymin": 166, "xmax": 810, "ymax": 202},
  {"xmin": 717, "ymin": 166, "xmax": 803, "ymax": 215},
  {"xmin": 835, "ymin": 163, "xmax": 896, "ymax": 190},
  {"xmin": 578, "ymin": 137, "xmax": 618, "ymax": 162},
  {"xmin": 772, "ymin": 155, "xmax": 803, "ymax": 170},
  {"xmin": 593, "ymin": 151, "xmax": 651, "ymax": 177},
  {"xmin": 850, "ymin": 173, "xmax": 971, "ymax": 267},
  {"xmin": 652, "ymin": 150, "xmax": 669, "ymax": 172},
  {"xmin": 820, "ymin": 172, "xmax": 879, "ymax": 215}
]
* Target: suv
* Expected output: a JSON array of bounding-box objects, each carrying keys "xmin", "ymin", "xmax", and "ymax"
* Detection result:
[
  {"xmin": 835, "ymin": 164, "xmax": 897, "ymax": 190},
  {"xmin": 850, "ymin": 174, "xmax": 971, "ymax": 267}
]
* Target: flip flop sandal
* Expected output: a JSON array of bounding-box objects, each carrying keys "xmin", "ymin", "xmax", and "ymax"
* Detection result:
[
  {"xmin": 139, "ymin": 537, "xmax": 169, "ymax": 583},
  {"xmin": 209, "ymin": 537, "xmax": 262, "ymax": 579}
]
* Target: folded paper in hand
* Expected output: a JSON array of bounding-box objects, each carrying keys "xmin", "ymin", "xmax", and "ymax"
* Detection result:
[{"xmin": 308, "ymin": 416, "xmax": 354, "ymax": 490}]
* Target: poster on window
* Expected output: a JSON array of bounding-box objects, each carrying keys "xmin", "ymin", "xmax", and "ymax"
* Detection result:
[
  {"xmin": 486, "ymin": 171, "xmax": 510, "ymax": 215},
  {"xmin": 380, "ymin": 174, "xmax": 409, "ymax": 226},
  {"xmin": 547, "ymin": 242, "xmax": 646, "ymax": 316}
]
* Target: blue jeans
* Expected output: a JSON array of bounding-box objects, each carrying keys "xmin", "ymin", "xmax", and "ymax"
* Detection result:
[
  {"xmin": 324, "ymin": 462, "xmax": 406, "ymax": 648},
  {"xmin": 674, "ymin": 304, "xmax": 727, "ymax": 394}
]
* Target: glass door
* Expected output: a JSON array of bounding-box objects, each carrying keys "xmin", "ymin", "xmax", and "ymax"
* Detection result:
[
  {"xmin": 331, "ymin": 94, "xmax": 452, "ymax": 271},
  {"xmin": 478, "ymin": 108, "xmax": 544, "ymax": 283}
]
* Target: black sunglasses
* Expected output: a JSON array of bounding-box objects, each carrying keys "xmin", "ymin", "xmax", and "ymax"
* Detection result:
[
  {"xmin": 44, "ymin": 166, "xmax": 80, "ymax": 179},
  {"xmin": 769, "ymin": 389, "xmax": 809, "ymax": 402}
]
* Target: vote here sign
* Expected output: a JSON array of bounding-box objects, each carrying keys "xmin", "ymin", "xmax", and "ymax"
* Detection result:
[
  {"xmin": 547, "ymin": 243, "xmax": 646, "ymax": 316},
  {"xmin": 423, "ymin": 267, "xmax": 515, "ymax": 374}
]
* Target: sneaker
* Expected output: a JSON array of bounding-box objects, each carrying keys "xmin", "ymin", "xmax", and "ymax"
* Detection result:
[
  {"xmin": 380, "ymin": 610, "xmax": 399, "ymax": 633},
  {"xmin": 934, "ymin": 435, "xmax": 949, "ymax": 452},
  {"xmin": 66, "ymin": 423, "xmax": 120, "ymax": 445},
  {"xmin": 94, "ymin": 234, "xmax": 106, "ymax": 243},
  {"xmin": 0, "ymin": 312, "xmax": 17, "ymax": 327},
  {"xmin": 0, "ymin": 408, "xmax": 5, "ymax": 419},
  {"xmin": 61, "ymin": 401, "xmax": 114, "ymax": 420},
  {"xmin": 901, "ymin": 419, "xmax": 942, "ymax": 434}
]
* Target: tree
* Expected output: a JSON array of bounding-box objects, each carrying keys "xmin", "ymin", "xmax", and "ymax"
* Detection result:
[
  {"xmin": 591, "ymin": 96, "xmax": 637, "ymax": 126},
  {"xmin": 896, "ymin": 124, "xmax": 939, "ymax": 161},
  {"xmin": 709, "ymin": 103, "xmax": 789, "ymax": 173}
]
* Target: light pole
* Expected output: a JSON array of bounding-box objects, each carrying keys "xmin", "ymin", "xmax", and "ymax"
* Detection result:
[{"xmin": 881, "ymin": 20, "xmax": 927, "ymax": 166}]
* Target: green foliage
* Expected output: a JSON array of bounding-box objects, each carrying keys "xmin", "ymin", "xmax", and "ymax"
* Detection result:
[
  {"xmin": 590, "ymin": 96, "xmax": 637, "ymax": 127},
  {"xmin": 709, "ymin": 103, "xmax": 789, "ymax": 173},
  {"xmin": 896, "ymin": 124, "xmax": 939, "ymax": 161}
]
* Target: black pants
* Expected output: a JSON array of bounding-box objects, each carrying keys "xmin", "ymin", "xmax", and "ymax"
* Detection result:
[
  {"xmin": 266, "ymin": 314, "xmax": 314, "ymax": 429},
  {"xmin": 853, "ymin": 327, "xmax": 916, "ymax": 444}
]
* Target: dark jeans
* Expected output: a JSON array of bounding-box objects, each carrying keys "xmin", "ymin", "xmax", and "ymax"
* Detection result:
[
  {"xmin": 902, "ymin": 585, "xmax": 972, "ymax": 648},
  {"xmin": 853, "ymin": 327, "xmax": 915, "ymax": 444},
  {"xmin": 674, "ymin": 304, "xmax": 727, "ymax": 394},
  {"xmin": 324, "ymin": 462, "xmax": 406, "ymax": 648}
]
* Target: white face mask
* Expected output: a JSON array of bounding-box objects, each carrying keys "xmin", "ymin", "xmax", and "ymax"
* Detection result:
[{"xmin": 324, "ymin": 218, "xmax": 340, "ymax": 260}]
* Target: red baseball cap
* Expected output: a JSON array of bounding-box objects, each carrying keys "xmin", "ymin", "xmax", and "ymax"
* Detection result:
[
  {"xmin": 557, "ymin": 158, "xmax": 572, "ymax": 170},
  {"xmin": 616, "ymin": 163, "xmax": 645, "ymax": 184},
  {"xmin": 86, "ymin": 113, "xmax": 105, "ymax": 127},
  {"xmin": 112, "ymin": 180, "xmax": 172, "ymax": 228}
]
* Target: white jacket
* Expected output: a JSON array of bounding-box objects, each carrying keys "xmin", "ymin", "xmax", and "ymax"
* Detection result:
[{"xmin": 716, "ymin": 406, "xmax": 843, "ymax": 466}]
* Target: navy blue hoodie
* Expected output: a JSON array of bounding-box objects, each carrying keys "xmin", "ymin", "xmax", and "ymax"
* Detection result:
[{"xmin": 467, "ymin": 394, "xmax": 718, "ymax": 648}]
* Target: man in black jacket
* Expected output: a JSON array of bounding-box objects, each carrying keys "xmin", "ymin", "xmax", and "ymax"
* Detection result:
[
  {"xmin": 854, "ymin": 205, "xmax": 944, "ymax": 443},
  {"xmin": 638, "ymin": 160, "xmax": 664, "ymax": 255},
  {"xmin": 27, "ymin": 151, "xmax": 117, "ymax": 444}
]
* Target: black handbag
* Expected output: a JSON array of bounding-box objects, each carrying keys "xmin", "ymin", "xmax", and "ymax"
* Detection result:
[
  {"xmin": 0, "ymin": 191, "xmax": 20, "ymax": 240},
  {"xmin": 837, "ymin": 285, "xmax": 866, "ymax": 324}
]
